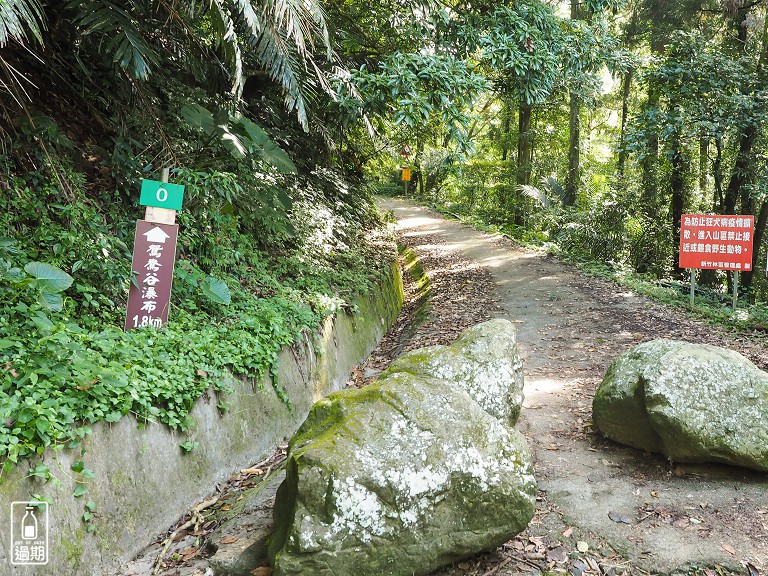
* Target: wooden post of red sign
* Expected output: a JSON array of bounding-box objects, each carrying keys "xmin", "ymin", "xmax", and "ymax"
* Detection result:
[
  {"xmin": 733, "ymin": 271, "xmax": 739, "ymax": 314},
  {"xmin": 689, "ymin": 269, "xmax": 695, "ymax": 306}
]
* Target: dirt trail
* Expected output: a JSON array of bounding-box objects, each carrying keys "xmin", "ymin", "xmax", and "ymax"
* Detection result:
[
  {"xmin": 380, "ymin": 198, "xmax": 768, "ymax": 575},
  {"xmin": 122, "ymin": 198, "xmax": 767, "ymax": 576}
]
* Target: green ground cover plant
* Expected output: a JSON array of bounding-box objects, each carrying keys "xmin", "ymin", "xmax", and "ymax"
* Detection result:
[{"xmin": 0, "ymin": 158, "xmax": 392, "ymax": 477}]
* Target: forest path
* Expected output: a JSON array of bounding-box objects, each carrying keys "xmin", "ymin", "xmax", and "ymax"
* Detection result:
[{"xmin": 379, "ymin": 198, "xmax": 768, "ymax": 575}]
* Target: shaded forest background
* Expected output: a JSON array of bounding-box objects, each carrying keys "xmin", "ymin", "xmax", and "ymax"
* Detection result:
[
  {"xmin": 3, "ymin": 0, "xmax": 768, "ymax": 469},
  {"xmin": 5, "ymin": 0, "xmax": 768, "ymax": 300}
]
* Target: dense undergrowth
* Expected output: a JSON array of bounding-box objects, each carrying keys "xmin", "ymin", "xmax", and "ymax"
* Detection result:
[{"xmin": 0, "ymin": 155, "xmax": 391, "ymax": 477}]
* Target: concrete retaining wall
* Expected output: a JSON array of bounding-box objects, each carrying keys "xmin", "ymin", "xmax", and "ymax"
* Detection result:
[{"xmin": 0, "ymin": 262, "xmax": 403, "ymax": 575}]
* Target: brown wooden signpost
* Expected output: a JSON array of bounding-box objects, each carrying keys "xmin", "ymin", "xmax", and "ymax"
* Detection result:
[
  {"xmin": 124, "ymin": 169, "xmax": 184, "ymax": 330},
  {"xmin": 124, "ymin": 221, "xmax": 179, "ymax": 330}
]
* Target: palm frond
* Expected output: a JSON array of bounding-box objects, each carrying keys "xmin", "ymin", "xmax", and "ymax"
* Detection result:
[
  {"xmin": 543, "ymin": 176, "xmax": 567, "ymax": 203},
  {"xmin": 264, "ymin": 0, "xmax": 332, "ymax": 60},
  {"xmin": 519, "ymin": 184, "xmax": 553, "ymax": 209},
  {"xmin": 227, "ymin": 0, "xmax": 263, "ymax": 40},
  {"xmin": 227, "ymin": 0, "xmax": 332, "ymax": 127},
  {"xmin": 254, "ymin": 18, "xmax": 310, "ymax": 127},
  {"xmin": 209, "ymin": 2, "xmax": 244, "ymax": 96},
  {"xmin": 67, "ymin": 0, "xmax": 159, "ymax": 80},
  {"xmin": 0, "ymin": 0, "xmax": 45, "ymax": 47}
]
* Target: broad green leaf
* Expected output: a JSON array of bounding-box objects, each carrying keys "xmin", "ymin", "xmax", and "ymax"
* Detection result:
[
  {"xmin": 220, "ymin": 130, "xmax": 247, "ymax": 159},
  {"xmin": 73, "ymin": 483, "xmax": 89, "ymax": 498},
  {"xmin": 30, "ymin": 311, "xmax": 53, "ymax": 330},
  {"xmin": 236, "ymin": 117, "xmax": 297, "ymax": 173},
  {"xmin": 257, "ymin": 139, "xmax": 297, "ymax": 174},
  {"xmin": 38, "ymin": 291, "xmax": 63, "ymax": 312},
  {"xmin": 25, "ymin": 261, "xmax": 74, "ymax": 292},
  {"xmin": 0, "ymin": 339, "xmax": 16, "ymax": 350},
  {"xmin": 71, "ymin": 460, "xmax": 84, "ymax": 473},
  {"xmin": 79, "ymin": 467, "xmax": 96, "ymax": 480},
  {"xmin": 201, "ymin": 276, "xmax": 231, "ymax": 305},
  {"xmin": 28, "ymin": 463, "xmax": 50, "ymax": 479},
  {"xmin": 180, "ymin": 103, "xmax": 217, "ymax": 135},
  {"xmin": 0, "ymin": 238, "xmax": 22, "ymax": 256}
]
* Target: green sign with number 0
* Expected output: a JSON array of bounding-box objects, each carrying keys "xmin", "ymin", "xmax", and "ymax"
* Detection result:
[{"xmin": 140, "ymin": 179, "xmax": 185, "ymax": 211}]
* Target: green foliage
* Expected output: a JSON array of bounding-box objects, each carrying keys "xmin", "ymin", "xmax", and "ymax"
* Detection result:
[
  {"xmin": 0, "ymin": 157, "xmax": 390, "ymax": 476},
  {"xmin": 479, "ymin": 2, "xmax": 565, "ymax": 105},
  {"xmin": 351, "ymin": 52, "xmax": 487, "ymax": 151},
  {"xmin": 180, "ymin": 440, "xmax": 199, "ymax": 453},
  {"xmin": 180, "ymin": 104, "xmax": 297, "ymax": 173},
  {"xmin": 201, "ymin": 276, "xmax": 232, "ymax": 306},
  {"xmin": 0, "ymin": 0, "xmax": 44, "ymax": 47},
  {"xmin": 67, "ymin": 0, "xmax": 160, "ymax": 80}
]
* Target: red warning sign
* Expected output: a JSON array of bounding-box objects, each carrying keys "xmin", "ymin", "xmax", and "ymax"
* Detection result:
[{"xmin": 679, "ymin": 214, "xmax": 754, "ymax": 271}]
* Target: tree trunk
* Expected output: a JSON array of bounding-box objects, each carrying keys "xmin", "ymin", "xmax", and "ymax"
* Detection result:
[
  {"xmin": 565, "ymin": 92, "xmax": 580, "ymax": 206},
  {"xmin": 515, "ymin": 102, "xmax": 534, "ymax": 225},
  {"xmin": 698, "ymin": 137, "xmax": 708, "ymax": 195},
  {"xmin": 712, "ymin": 138, "xmax": 724, "ymax": 211},
  {"xmin": 723, "ymin": 10, "xmax": 768, "ymax": 215},
  {"xmin": 640, "ymin": 82, "xmax": 660, "ymax": 217},
  {"xmin": 500, "ymin": 99, "xmax": 512, "ymax": 162},
  {"xmin": 564, "ymin": 0, "xmax": 581, "ymax": 206},
  {"xmin": 617, "ymin": 69, "xmax": 633, "ymax": 177},
  {"xmin": 517, "ymin": 103, "xmax": 533, "ymax": 187},
  {"xmin": 723, "ymin": 123, "xmax": 757, "ymax": 214},
  {"xmin": 670, "ymin": 133, "xmax": 686, "ymax": 276},
  {"xmin": 415, "ymin": 139, "xmax": 425, "ymax": 197}
]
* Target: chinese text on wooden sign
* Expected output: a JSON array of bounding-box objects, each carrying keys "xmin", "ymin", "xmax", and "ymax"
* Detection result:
[{"xmin": 124, "ymin": 220, "xmax": 179, "ymax": 330}]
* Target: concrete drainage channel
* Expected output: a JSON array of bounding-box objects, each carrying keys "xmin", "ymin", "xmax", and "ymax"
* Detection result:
[
  {"xmin": 118, "ymin": 243, "xmax": 434, "ymax": 576},
  {"xmin": 0, "ymin": 261, "xmax": 403, "ymax": 576}
]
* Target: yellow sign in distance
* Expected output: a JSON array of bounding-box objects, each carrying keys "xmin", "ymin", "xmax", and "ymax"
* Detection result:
[{"xmin": 401, "ymin": 167, "xmax": 412, "ymax": 181}]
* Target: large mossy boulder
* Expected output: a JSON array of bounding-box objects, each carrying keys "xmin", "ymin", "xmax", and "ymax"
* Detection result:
[
  {"xmin": 593, "ymin": 339, "xmax": 768, "ymax": 471},
  {"xmin": 269, "ymin": 370, "xmax": 536, "ymax": 576},
  {"xmin": 381, "ymin": 318, "xmax": 524, "ymax": 425}
]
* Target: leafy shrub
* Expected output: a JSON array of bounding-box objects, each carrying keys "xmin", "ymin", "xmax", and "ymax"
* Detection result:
[{"xmin": 0, "ymin": 160, "xmax": 392, "ymax": 474}]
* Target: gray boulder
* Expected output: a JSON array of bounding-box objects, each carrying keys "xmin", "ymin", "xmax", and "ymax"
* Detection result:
[
  {"xmin": 269, "ymin": 371, "xmax": 536, "ymax": 576},
  {"xmin": 593, "ymin": 339, "xmax": 768, "ymax": 471},
  {"xmin": 381, "ymin": 318, "xmax": 524, "ymax": 425}
]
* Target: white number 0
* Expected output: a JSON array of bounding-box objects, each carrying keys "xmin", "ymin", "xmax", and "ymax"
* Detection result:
[{"xmin": 156, "ymin": 187, "xmax": 168, "ymax": 202}]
